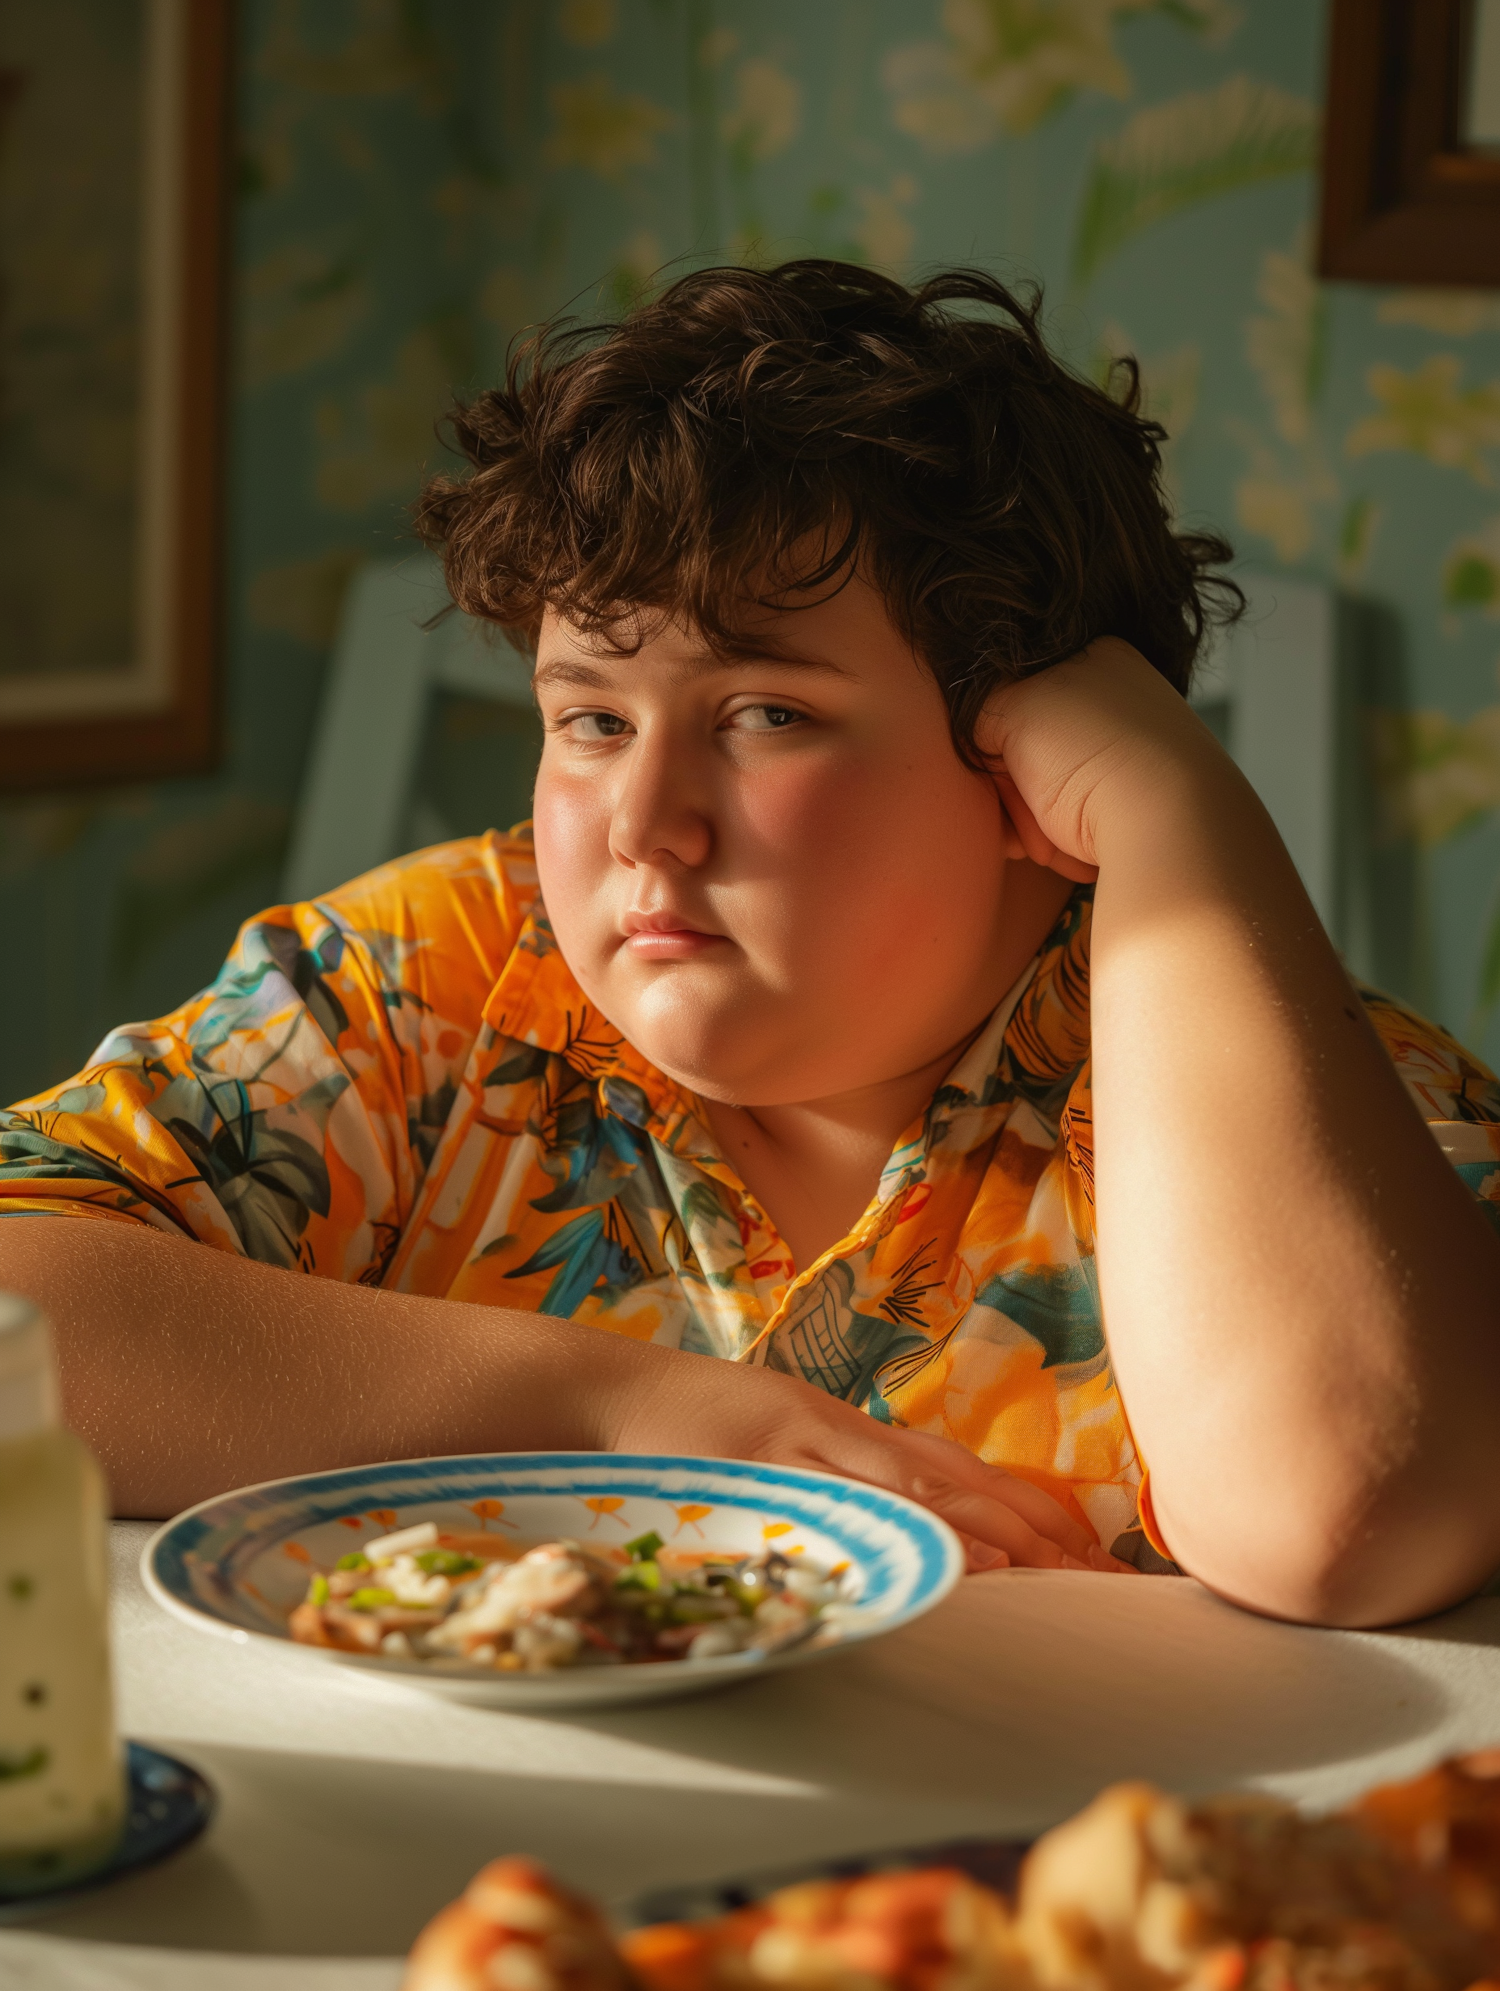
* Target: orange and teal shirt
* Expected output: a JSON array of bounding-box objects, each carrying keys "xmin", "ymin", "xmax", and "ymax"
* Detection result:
[{"xmin": 5, "ymin": 828, "xmax": 1499, "ymax": 1566}]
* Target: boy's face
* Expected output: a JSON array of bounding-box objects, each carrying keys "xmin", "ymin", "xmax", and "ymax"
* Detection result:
[{"xmin": 530, "ymin": 573, "xmax": 1037, "ymax": 1108}]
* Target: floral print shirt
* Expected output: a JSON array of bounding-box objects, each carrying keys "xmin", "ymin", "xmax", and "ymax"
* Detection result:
[{"xmin": 5, "ymin": 828, "xmax": 1499, "ymax": 1565}]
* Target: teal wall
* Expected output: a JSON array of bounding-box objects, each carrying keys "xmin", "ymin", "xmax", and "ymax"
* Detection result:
[{"xmin": 5, "ymin": 0, "xmax": 1500, "ymax": 1104}]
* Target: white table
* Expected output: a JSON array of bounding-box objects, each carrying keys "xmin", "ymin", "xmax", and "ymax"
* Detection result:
[{"xmin": 4, "ymin": 1526, "xmax": 1500, "ymax": 1989}]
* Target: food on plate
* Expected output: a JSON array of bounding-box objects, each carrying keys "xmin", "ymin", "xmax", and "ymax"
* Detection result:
[
  {"xmin": 287, "ymin": 1522, "xmax": 845, "ymax": 1671},
  {"xmin": 401, "ymin": 1752, "xmax": 1500, "ymax": 1991},
  {"xmin": 1013, "ymin": 1777, "xmax": 1489, "ymax": 1991},
  {"xmin": 402, "ymin": 1856, "xmax": 629, "ymax": 1991},
  {"xmin": 623, "ymin": 1866, "xmax": 1025, "ymax": 1991},
  {"xmin": 1347, "ymin": 1749, "xmax": 1500, "ymax": 1937}
]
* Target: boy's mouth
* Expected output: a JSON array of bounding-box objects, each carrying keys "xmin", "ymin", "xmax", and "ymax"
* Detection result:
[{"xmin": 620, "ymin": 910, "xmax": 726, "ymax": 962}]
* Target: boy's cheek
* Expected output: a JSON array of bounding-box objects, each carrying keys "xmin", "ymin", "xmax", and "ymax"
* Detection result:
[
  {"xmin": 532, "ymin": 760, "xmax": 615, "ymax": 851},
  {"xmin": 531, "ymin": 779, "xmax": 614, "ymax": 950},
  {"xmin": 726, "ymin": 754, "xmax": 895, "ymax": 873},
  {"xmin": 531, "ymin": 746, "xmax": 1005, "ymax": 991},
  {"xmin": 729, "ymin": 756, "xmax": 1005, "ymax": 945}
]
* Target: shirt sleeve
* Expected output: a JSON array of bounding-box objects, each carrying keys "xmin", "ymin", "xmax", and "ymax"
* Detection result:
[
  {"xmin": 1358, "ymin": 980, "xmax": 1500, "ymax": 1229},
  {"xmin": 0, "ymin": 831, "xmax": 536, "ymax": 1285}
]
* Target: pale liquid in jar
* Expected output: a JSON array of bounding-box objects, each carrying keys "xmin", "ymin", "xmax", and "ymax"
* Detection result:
[{"xmin": 0, "ymin": 1302, "xmax": 124, "ymax": 1894}]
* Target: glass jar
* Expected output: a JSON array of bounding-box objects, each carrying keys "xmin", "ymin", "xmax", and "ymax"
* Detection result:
[{"xmin": 0, "ymin": 1292, "xmax": 124, "ymax": 1894}]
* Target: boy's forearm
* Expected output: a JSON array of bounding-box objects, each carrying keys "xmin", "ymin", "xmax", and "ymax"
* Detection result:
[
  {"xmin": 0, "ymin": 1217, "xmax": 624, "ymax": 1517},
  {"xmin": 1089, "ymin": 756, "xmax": 1500, "ymax": 1625},
  {"xmin": 0, "ymin": 1216, "xmax": 1110, "ymax": 1578}
]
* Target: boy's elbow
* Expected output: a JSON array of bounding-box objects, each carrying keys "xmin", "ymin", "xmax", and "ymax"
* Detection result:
[{"xmin": 1151, "ymin": 1470, "xmax": 1500, "ymax": 1630}]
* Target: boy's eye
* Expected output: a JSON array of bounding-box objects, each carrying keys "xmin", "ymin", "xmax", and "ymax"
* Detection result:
[
  {"xmin": 566, "ymin": 711, "xmax": 631, "ymax": 740},
  {"xmin": 726, "ymin": 704, "xmax": 804, "ymax": 732}
]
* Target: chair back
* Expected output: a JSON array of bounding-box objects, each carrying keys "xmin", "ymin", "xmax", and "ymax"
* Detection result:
[
  {"xmin": 282, "ymin": 555, "xmax": 533, "ymax": 903},
  {"xmin": 1191, "ymin": 570, "xmax": 1339, "ymax": 936}
]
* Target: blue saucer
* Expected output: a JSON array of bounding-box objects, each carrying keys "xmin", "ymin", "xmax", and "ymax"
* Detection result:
[{"xmin": 0, "ymin": 1741, "xmax": 214, "ymax": 1922}]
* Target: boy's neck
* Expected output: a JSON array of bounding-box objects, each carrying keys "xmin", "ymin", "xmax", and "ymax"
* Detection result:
[
  {"xmin": 704, "ymin": 1046, "xmax": 967, "ymax": 1275},
  {"xmin": 703, "ymin": 867, "xmax": 1076, "ymax": 1273}
]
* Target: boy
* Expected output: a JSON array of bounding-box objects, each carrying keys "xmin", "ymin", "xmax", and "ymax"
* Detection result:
[{"xmin": 4, "ymin": 262, "xmax": 1498, "ymax": 1627}]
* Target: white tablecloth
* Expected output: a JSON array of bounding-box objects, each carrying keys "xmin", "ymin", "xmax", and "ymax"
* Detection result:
[{"xmin": 3, "ymin": 1524, "xmax": 1500, "ymax": 1988}]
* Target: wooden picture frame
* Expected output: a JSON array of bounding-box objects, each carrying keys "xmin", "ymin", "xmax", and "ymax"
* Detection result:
[
  {"xmin": 0, "ymin": 0, "xmax": 231, "ymax": 792},
  {"xmin": 1318, "ymin": 0, "xmax": 1500, "ymax": 287}
]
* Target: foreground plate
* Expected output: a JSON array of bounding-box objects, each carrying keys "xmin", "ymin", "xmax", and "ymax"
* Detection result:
[
  {"xmin": 142, "ymin": 1453, "xmax": 963, "ymax": 1709},
  {"xmin": 625, "ymin": 1835, "xmax": 1031, "ymax": 1926}
]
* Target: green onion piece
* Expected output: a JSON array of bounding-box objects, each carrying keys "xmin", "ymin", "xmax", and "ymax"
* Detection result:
[
  {"xmin": 0, "ymin": 1746, "xmax": 48, "ymax": 1782},
  {"xmin": 336, "ymin": 1551, "xmax": 371, "ymax": 1571},
  {"xmin": 414, "ymin": 1549, "xmax": 482, "ymax": 1576},
  {"xmin": 624, "ymin": 1530, "xmax": 664, "ymax": 1562},
  {"xmin": 309, "ymin": 1575, "xmax": 330, "ymax": 1606},
  {"xmin": 615, "ymin": 1561, "xmax": 662, "ymax": 1592},
  {"xmin": 348, "ymin": 1586, "xmax": 398, "ymax": 1611}
]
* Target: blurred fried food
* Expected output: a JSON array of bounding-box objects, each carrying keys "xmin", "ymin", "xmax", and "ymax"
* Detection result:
[
  {"xmin": 402, "ymin": 1754, "xmax": 1500, "ymax": 1991},
  {"xmin": 403, "ymin": 1855, "xmax": 630, "ymax": 1991}
]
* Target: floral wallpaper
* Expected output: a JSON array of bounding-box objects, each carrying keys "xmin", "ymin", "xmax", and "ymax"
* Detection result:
[{"xmin": 3, "ymin": 0, "xmax": 1500, "ymax": 1105}]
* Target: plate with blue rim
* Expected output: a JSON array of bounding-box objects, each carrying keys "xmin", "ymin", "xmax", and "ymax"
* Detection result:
[{"xmin": 141, "ymin": 1453, "xmax": 964, "ymax": 1709}]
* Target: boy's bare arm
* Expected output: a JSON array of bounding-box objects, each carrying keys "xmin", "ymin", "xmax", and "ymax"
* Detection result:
[
  {"xmin": 0, "ymin": 1216, "xmax": 612, "ymax": 1515},
  {"xmin": 0, "ymin": 1215, "xmax": 1111, "ymax": 1571},
  {"xmin": 983, "ymin": 641, "xmax": 1500, "ymax": 1627}
]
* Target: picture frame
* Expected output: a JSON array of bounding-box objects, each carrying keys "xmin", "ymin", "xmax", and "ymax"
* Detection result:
[
  {"xmin": 0, "ymin": 0, "xmax": 232, "ymax": 792},
  {"xmin": 1318, "ymin": 0, "xmax": 1500, "ymax": 287}
]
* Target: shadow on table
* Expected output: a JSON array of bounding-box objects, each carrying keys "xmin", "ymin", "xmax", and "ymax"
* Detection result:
[
  {"xmin": 21, "ymin": 1572, "xmax": 1460, "ymax": 1962},
  {"xmin": 11, "ymin": 1742, "xmax": 879, "ymax": 1959},
  {"xmin": 571, "ymin": 1569, "xmax": 1452, "ymax": 1823},
  {"xmin": 1382, "ymin": 1592, "xmax": 1500, "ymax": 1651}
]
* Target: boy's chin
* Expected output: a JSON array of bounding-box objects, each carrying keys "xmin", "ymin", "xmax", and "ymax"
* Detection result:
[
  {"xmin": 593, "ymin": 980, "xmax": 861, "ymax": 1107},
  {"xmin": 616, "ymin": 1013, "xmax": 804, "ymax": 1109},
  {"xmin": 625, "ymin": 1032, "xmax": 861, "ymax": 1111},
  {"xmin": 625, "ymin": 1036, "xmax": 769, "ymax": 1107}
]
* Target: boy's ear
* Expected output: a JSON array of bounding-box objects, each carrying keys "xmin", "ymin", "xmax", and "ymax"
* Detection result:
[{"xmin": 994, "ymin": 782, "xmax": 1033, "ymax": 864}]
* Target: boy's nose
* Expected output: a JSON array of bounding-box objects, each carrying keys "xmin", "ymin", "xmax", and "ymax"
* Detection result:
[{"xmin": 608, "ymin": 738, "xmax": 714, "ymax": 871}]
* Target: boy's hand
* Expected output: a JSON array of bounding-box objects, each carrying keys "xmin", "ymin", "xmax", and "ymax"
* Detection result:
[
  {"xmin": 599, "ymin": 1347, "xmax": 1133, "ymax": 1575},
  {"xmin": 976, "ymin": 638, "xmax": 1223, "ymax": 882}
]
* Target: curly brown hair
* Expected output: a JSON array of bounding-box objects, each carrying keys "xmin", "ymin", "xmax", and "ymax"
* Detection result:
[{"xmin": 414, "ymin": 259, "xmax": 1241, "ymax": 767}]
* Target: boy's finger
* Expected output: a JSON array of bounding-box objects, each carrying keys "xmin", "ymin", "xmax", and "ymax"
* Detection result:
[
  {"xmin": 992, "ymin": 771, "xmax": 1099, "ymax": 883},
  {"xmin": 957, "ymin": 1533, "xmax": 1011, "ymax": 1573},
  {"xmin": 979, "ymin": 1473, "xmax": 1096, "ymax": 1556},
  {"xmin": 906, "ymin": 1474, "xmax": 1066, "ymax": 1569},
  {"xmin": 972, "ymin": 1483, "xmax": 1135, "ymax": 1573},
  {"xmin": 892, "ymin": 1430, "xmax": 1097, "ymax": 1559},
  {"xmin": 799, "ymin": 1418, "xmax": 1135, "ymax": 1574}
]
